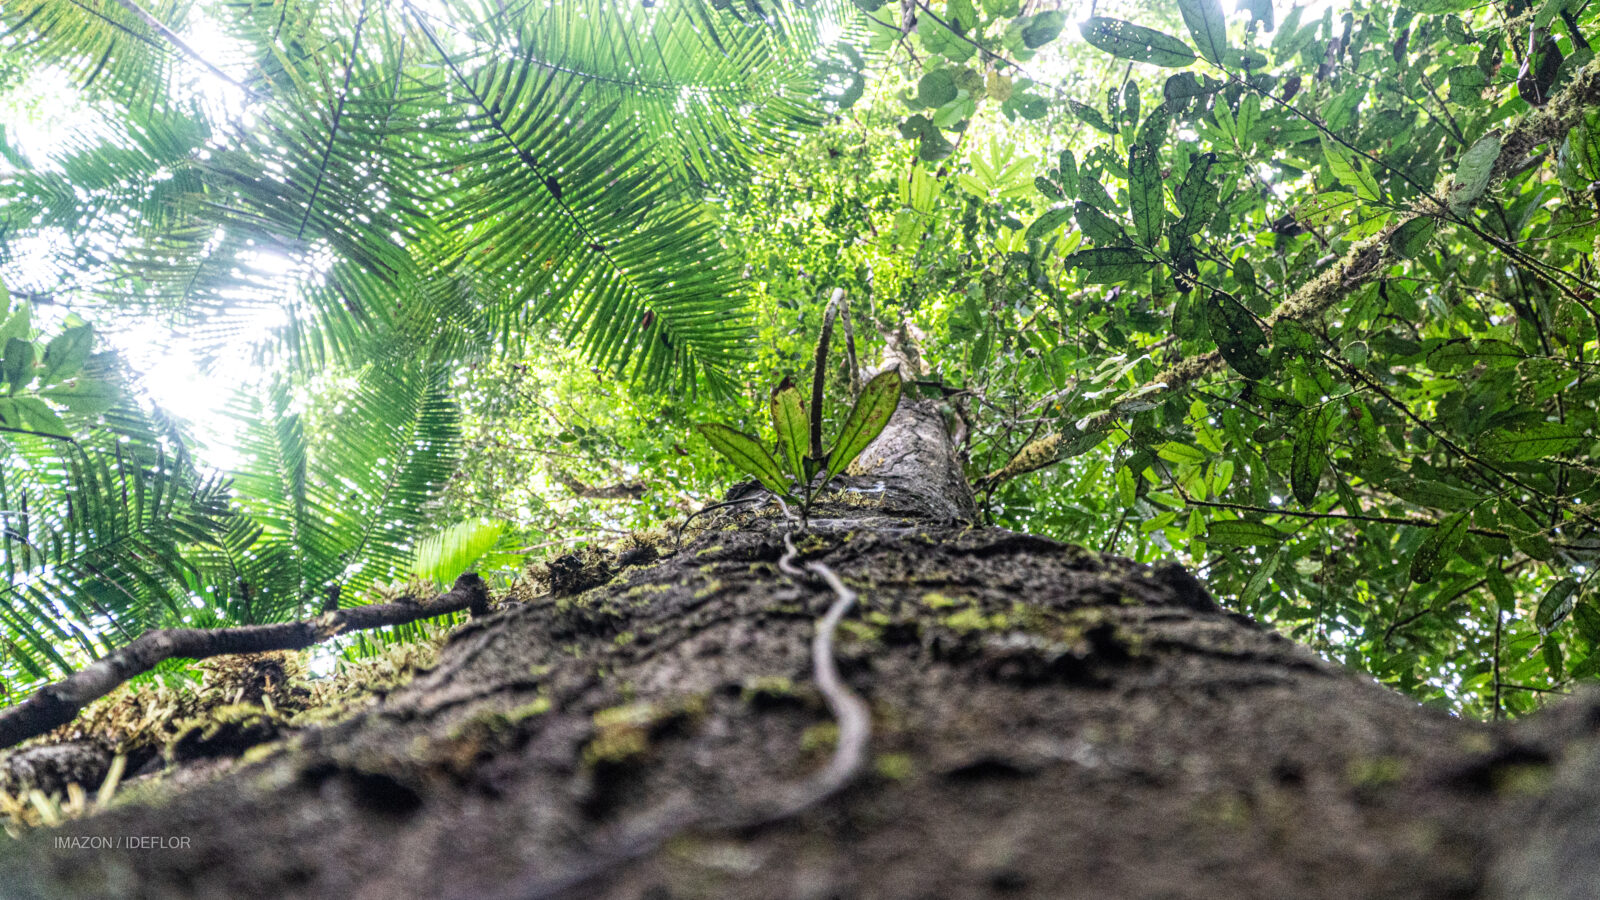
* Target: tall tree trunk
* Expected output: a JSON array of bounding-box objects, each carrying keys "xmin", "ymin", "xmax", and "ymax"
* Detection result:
[{"xmin": 4, "ymin": 397, "xmax": 1600, "ymax": 899}]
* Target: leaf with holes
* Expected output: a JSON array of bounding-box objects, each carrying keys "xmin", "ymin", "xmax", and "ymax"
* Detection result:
[
  {"xmin": 1079, "ymin": 17, "xmax": 1197, "ymax": 67},
  {"xmin": 1177, "ymin": 0, "xmax": 1229, "ymax": 65},
  {"xmin": 1536, "ymin": 578, "xmax": 1581, "ymax": 635},
  {"xmin": 1205, "ymin": 292, "xmax": 1270, "ymax": 380},
  {"xmin": 1475, "ymin": 423, "xmax": 1584, "ymax": 461}
]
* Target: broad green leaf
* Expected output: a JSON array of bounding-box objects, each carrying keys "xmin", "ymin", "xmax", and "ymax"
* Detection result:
[
  {"xmin": 1157, "ymin": 442, "xmax": 1206, "ymax": 465},
  {"xmin": 1321, "ymin": 139, "xmax": 1380, "ymax": 201},
  {"xmin": 1535, "ymin": 578, "xmax": 1580, "ymax": 635},
  {"xmin": 1487, "ymin": 566, "xmax": 1517, "ymax": 613},
  {"xmin": 1409, "ymin": 513, "xmax": 1468, "ymax": 584},
  {"xmin": 698, "ymin": 423, "xmax": 791, "ymax": 497},
  {"xmin": 1205, "ymin": 291, "xmax": 1270, "ymax": 380},
  {"xmin": 1474, "ymin": 423, "xmax": 1584, "ymax": 461},
  {"xmin": 1205, "ymin": 519, "xmax": 1284, "ymax": 547},
  {"xmin": 1172, "ymin": 153, "xmax": 1218, "ymax": 240},
  {"xmin": 1128, "ymin": 144, "xmax": 1164, "ymax": 247},
  {"xmin": 38, "ymin": 379, "xmax": 119, "ymax": 416},
  {"xmin": 1295, "ymin": 192, "xmax": 1358, "ymax": 228},
  {"xmin": 1079, "ymin": 17, "xmax": 1197, "ymax": 68},
  {"xmin": 1021, "ymin": 11, "xmax": 1066, "ymax": 48},
  {"xmin": 1290, "ymin": 407, "xmax": 1331, "ymax": 506},
  {"xmin": 917, "ymin": 71, "xmax": 957, "ymax": 107},
  {"xmin": 1075, "ymin": 201, "xmax": 1126, "ymax": 245},
  {"xmin": 1389, "ymin": 217, "xmax": 1437, "ymax": 259},
  {"xmin": 1427, "ymin": 338, "xmax": 1524, "ymax": 371},
  {"xmin": 1449, "ymin": 132, "xmax": 1502, "ymax": 215},
  {"xmin": 1064, "ymin": 247, "xmax": 1155, "ymax": 284},
  {"xmin": 11, "ymin": 396, "xmax": 69, "ymax": 437},
  {"xmin": 1383, "ymin": 478, "xmax": 1481, "ymax": 511},
  {"xmin": 770, "ymin": 378, "xmax": 808, "ymax": 482},
  {"xmin": 1406, "ymin": 0, "xmax": 1481, "ymax": 11},
  {"xmin": 826, "ymin": 368, "xmax": 903, "ymax": 479},
  {"xmin": 42, "ymin": 325, "xmax": 93, "ymax": 383},
  {"xmin": 1574, "ymin": 600, "xmax": 1600, "ymax": 644},
  {"xmin": 1177, "ymin": 0, "xmax": 1229, "ymax": 65},
  {"xmin": 2, "ymin": 337, "xmax": 35, "ymax": 394}
]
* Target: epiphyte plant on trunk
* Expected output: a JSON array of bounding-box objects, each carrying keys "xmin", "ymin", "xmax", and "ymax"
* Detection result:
[{"xmin": 697, "ymin": 298, "xmax": 901, "ymax": 524}]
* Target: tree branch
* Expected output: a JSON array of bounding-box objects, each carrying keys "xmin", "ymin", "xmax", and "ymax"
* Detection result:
[
  {"xmin": 0, "ymin": 574, "xmax": 490, "ymax": 752},
  {"xmin": 983, "ymin": 57, "xmax": 1600, "ymax": 488}
]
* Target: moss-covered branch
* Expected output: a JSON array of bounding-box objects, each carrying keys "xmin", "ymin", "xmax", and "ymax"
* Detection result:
[{"xmin": 982, "ymin": 58, "xmax": 1600, "ymax": 489}]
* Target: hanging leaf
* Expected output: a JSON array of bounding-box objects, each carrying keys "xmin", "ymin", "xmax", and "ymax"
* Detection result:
[
  {"xmin": 1128, "ymin": 144, "xmax": 1164, "ymax": 247},
  {"xmin": 1178, "ymin": 0, "xmax": 1229, "ymax": 65},
  {"xmin": 2, "ymin": 338, "xmax": 35, "ymax": 395},
  {"xmin": 917, "ymin": 70, "xmax": 958, "ymax": 107},
  {"xmin": 770, "ymin": 377, "xmax": 809, "ymax": 483},
  {"xmin": 825, "ymin": 368, "xmax": 903, "ymax": 479},
  {"xmin": 1496, "ymin": 500, "xmax": 1554, "ymax": 561},
  {"xmin": 1205, "ymin": 291, "xmax": 1270, "ymax": 380},
  {"xmin": 1448, "ymin": 132, "xmax": 1502, "ymax": 215},
  {"xmin": 698, "ymin": 423, "xmax": 791, "ymax": 496},
  {"xmin": 1026, "ymin": 206, "xmax": 1074, "ymax": 241},
  {"xmin": 1021, "ymin": 11, "xmax": 1066, "ymax": 48},
  {"xmin": 1535, "ymin": 578, "xmax": 1581, "ymax": 635},
  {"xmin": 1409, "ymin": 512, "xmax": 1468, "ymax": 584},
  {"xmin": 1426, "ymin": 338, "xmax": 1525, "ymax": 371},
  {"xmin": 1290, "ymin": 407, "xmax": 1332, "ymax": 507},
  {"xmin": 1079, "ymin": 17, "xmax": 1198, "ymax": 67}
]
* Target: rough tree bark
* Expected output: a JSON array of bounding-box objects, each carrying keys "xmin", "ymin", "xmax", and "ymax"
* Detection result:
[{"xmin": 3, "ymin": 396, "xmax": 1600, "ymax": 899}]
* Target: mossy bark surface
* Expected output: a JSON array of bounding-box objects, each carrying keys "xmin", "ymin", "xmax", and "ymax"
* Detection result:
[{"xmin": 3, "ymin": 401, "xmax": 1599, "ymax": 899}]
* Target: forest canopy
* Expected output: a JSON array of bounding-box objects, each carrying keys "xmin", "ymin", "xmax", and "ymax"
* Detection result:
[{"xmin": 1, "ymin": 0, "xmax": 1598, "ymax": 722}]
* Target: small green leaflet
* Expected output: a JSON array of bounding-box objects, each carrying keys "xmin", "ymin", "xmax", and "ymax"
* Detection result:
[
  {"xmin": 1079, "ymin": 17, "xmax": 1197, "ymax": 68},
  {"xmin": 698, "ymin": 423, "xmax": 790, "ymax": 497},
  {"xmin": 1163, "ymin": 73, "xmax": 1221, "ymax": 103},
  {"xmin": 1389, "ymin": 217, "xmax": 1437, "ymax": 260},
  {"xmin": 1449, "ymin": 132, "xmax": 1501, "ymax": 215},
  {"xmin": 1021, "ymin": 10, "xmax": 1066, "ymax": 48},
  {"xmin": 1474, "ymin": 423, "xmax": 1584, "ymax": 461},
  {"xmin": 1026, "ymin": 205, "xmax": 1073, "ymax": 241},
  {"xmin": 770, "ymin": 378, "xmax": 808, "ymax": 483},
  {"xmin": 1128, "ymin": 144, "xmax": 1164, "ymax": 247},
  {"xmin": 1068, "ymin": 100, "xmax": 1115, "ymax": 135},
  {"xmin": 1177, "ymin": 0, "xmax": 1228, "ymax": 66},
  {"xmin": 1064, "ymin": 247, "xmax": 1154, "ymax": 284},
  {"xmin": 1205, "ymin": 519, "xmax": 1284, "ymax": 547},
  {"xmin": 1535, "ymin": 578, "xmax": 1580, "ymax": 635},
  {"xmin": 1409, "ymin": 512, "xmax": 1468, "ymax": 584},
  {"xmin": 826, "ymin": 368, "xmax": 903, "ymax": 479},
  {"xmin": 1204, "ymin": 291, "xmax": 1270, "ymax": 380}
]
